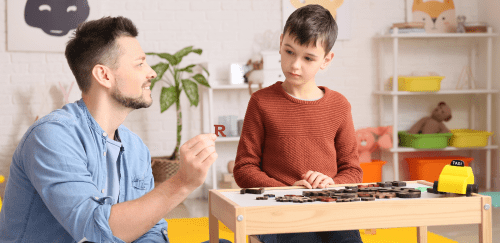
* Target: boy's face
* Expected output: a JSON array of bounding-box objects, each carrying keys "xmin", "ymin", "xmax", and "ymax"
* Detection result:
[
  {"xmin": 110, "ymin": 36, "xmax": 157, "ymax": 109},
  {"xmin": 279, "ymin": 32, "xmax": 334, "ymax": 85}
]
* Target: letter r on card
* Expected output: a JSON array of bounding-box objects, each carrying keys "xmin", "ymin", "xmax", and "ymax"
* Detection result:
[{"xmin": 214, "ymin": 125, "xmax": 226, "ymax": 137}]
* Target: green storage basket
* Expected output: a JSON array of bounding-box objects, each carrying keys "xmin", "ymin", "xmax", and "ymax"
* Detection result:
[{"xmin": 398, "ymin": 131, "xmax": 453, "ymax": 149}]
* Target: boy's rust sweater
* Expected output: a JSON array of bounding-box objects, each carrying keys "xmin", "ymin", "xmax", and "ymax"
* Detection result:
[{"xmin": 234, "ymin": 81, "xmax": 363, "ymax": 188}]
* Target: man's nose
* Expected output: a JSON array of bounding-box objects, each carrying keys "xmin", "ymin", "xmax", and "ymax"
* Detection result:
[{"xmin": 149, "ymin": 65, "xmax": 157, "ymax": 79}]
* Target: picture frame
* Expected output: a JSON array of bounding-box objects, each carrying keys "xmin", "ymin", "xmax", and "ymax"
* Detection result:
[
  {"xmin": 7, "ymin": 0, "xmax": 102, "ymax": 52},
  {"xmin": 282, "ymin": 0, "xmax": 351, "ymax": 41}
]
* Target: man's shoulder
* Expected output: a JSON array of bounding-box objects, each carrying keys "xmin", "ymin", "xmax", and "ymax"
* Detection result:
[{"xmin": 30, "ymin": 102, "xmax": 83, "ymax": 131}]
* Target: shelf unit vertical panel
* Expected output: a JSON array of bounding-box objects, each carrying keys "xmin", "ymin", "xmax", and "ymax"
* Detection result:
[
  {"xmin": 392, "ymin": 34, "xmax": 400, "ymax": 181},
  {"xmin": 208, "ymin": 87, "xmax": 217, "ymax": 190}
]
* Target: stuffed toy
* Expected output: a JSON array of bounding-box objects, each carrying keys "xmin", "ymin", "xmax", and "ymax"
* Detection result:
[
  {"xmin": 356, "ymin": 126, "xmax": 393, "ymax": 163},
  {"xmin": 244, "ymin": 54, "xmax": 264, "ymax": 95},
  {"xmin": 407, "ymin": 102, "xmax": 452, "ymax": 134}
]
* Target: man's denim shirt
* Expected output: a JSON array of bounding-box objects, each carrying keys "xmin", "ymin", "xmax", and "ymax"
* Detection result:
[{"xmin": 0, "ymin": 99, "xmax": 170, "ymax": 243}]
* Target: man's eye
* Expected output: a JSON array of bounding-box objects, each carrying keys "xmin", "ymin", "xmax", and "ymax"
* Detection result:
[
  {"xmin": 305, "ymin": 57, "xmax": 313, "ymax": 61},
  {"xmin": 138, "ymin": 63, "xmax": 143, "ymax": 66}
]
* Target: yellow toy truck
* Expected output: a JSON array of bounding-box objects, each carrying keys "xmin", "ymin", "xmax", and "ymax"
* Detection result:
[
  {"xmin": 433, "ymin": 160, "xmax": 478, "ymax": 197},
  {"xmin": 0, "ymin": 175, "xmax": 4, "ymax": 212}
]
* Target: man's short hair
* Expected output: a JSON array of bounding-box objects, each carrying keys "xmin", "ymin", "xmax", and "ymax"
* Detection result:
[
  {"xmin": 65, "ymin": 16, "xmax": 138, "ymax": 93},
  {"xmin": 283, "ymin": 4, "xmax": 338, "ymax": 55}
]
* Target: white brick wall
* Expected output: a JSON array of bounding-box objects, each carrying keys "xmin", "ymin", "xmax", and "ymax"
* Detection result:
[{"xmin": 0, "ymin": 0, "xmax": 488, "ymax": 198}]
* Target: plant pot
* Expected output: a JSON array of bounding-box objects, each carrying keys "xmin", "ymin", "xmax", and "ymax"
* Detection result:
[{"xmin": 151, "ymin": 156, "xmax": 180, "ymax": 185}]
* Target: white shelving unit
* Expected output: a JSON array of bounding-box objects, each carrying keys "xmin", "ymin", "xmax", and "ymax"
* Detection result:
[
  {"xmin": 375, "ymin": 28, "xmax": 498, "ymax": 189},
  {"xmin": 203, "ymin": 84, "xmax": 246, "ymax": 190},
  {"xmin": 202, "ymin": 52, "xmax": 283, "ymax": 190}
]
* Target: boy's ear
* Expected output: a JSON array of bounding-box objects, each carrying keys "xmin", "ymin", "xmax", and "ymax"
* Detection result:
[
  {"xmin": 320, "ymin": 52, "xmax": 335, "ymax": 70},
  {"xmin": 92, "ymin": 64, "xmax": 114, "ymax": 90},
  {"xmin": 279, "ymin": 33, "xmax": 284, "ymax": 54}
]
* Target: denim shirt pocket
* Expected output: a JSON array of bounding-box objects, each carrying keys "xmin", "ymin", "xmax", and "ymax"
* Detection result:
[{"xmin": 132, "ymin": 176, "xmax": 150, "ymax": 190}]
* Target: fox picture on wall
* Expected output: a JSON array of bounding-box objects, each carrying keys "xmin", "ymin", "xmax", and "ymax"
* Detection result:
[{"xmin": 412, "ymin": 0, "xmax": 457, "ymax": 33}]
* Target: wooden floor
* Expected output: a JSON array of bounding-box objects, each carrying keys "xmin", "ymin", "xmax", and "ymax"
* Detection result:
[{"xmin": 164, "ymin": 188, "xmax": 500, "ymax": 243}]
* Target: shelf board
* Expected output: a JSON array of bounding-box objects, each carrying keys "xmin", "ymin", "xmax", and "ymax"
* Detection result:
[
  {"xmin": 208, "ymin": 84, "xmax": 269, "ymax": 90},
  {"xmin": 377, "ymin": 32, "xmax": 498, "ymax": 39},
  {"xmin": 215, "ymin": 136, "xmax": 240, "ymax": 142},
  {"xmin": 374, "ymin": 89, "xmax": 498, "ymax": 95},
  {"xmin": 390, "ymin": 145, "xmax": 498, "ymax": 152}
]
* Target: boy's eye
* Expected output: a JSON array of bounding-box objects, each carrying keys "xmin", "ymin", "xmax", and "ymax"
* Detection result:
[
  {"xmin": 286, "ymin": 50, "xmax": 293, "ymax": 55},
  {"xmin": 305, "ymin": 57, "xmax": 313, "ymax": 61},
  {"xmin": 138, "ymin": 63, "xmax": 143, "ymax": 66}
]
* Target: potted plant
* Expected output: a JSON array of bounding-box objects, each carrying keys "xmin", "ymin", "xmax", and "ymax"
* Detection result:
[{"xmin": 146, "ymin": 46, "xmax": 210, "ymax": 183}]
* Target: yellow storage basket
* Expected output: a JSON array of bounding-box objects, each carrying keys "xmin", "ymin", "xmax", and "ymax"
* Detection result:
[
  {"xmin": 449, "ymin": 129, "xmax": 493, "ymax": 147},
  {"xmin": 397, "ymin": 76, "xmax": 444, "ymax": 92}
]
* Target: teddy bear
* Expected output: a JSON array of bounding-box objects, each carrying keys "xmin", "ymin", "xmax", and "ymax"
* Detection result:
[
  {"xmin": 356, "ymin": 126, "xmax": 393, "ymax": 163},
  {"xmin": 407, "ymin": 102, "xmax": 452, "ymax": 134},
  {"xmin": 244, "ymin": 54, "xmax": 264, "ymax": 95}
]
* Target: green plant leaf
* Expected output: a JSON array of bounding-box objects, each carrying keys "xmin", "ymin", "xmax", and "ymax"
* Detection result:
[
  {"xmin": 157, "ymin": 53, "xmax": 179, "ymax": 65},
  {"xmin": 150, "ymin": 62, "xmax": 169, "ymax": 89},
  {"xmin": 160, "ymin": 86, "xmax": 177, "ymax": 113},
  {"xmin": 174, "ymin": 46, "xmax": 193, "ymax": 60},
  {"xmin": 179, "ymin": 64, "xmax": 196, "ymax": 73},
  {"xmin": 181, "ymin": 79, "xmax": 199, "ymax": 107},
  {"xmin": 192, "ymin": 49, "xmax": 202, "ymax": 55},
  {"xmin": 201, "ymin": 65, "xmax": 210, "ymax": 76},
  {"xmin": 191, "ymin": 74, "xmax": 210, "ymax": 88}
]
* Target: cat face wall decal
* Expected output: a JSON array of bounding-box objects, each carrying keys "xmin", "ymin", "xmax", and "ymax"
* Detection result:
[
  {"xmin": 24, "ymin": 0, "xmax": 90, "ymax": 37},
  {"xmin": 289, "ymin": 0, "xmax": 344, "ymax": 19},
  {"xmin": 412, "ymin": 0, "xmax": 457, "ymax": 33}
]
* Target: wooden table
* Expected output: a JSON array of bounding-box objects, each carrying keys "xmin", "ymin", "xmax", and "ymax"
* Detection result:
[{"xmin": 209, "ymin": 180, "xmax": 492, "ymax": 243}]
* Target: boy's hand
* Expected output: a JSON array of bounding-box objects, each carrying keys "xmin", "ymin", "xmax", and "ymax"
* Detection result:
[
  {"xmin": 293, "ymin": 180, "xmax": 313, "ymax": 189},
  {"xmin": 302, "ymin": 171, "xmax": 335, "ymax": 189},
  {"xmin": 176, "ymin": 134, "xmax": 218, "ymax": 190}
]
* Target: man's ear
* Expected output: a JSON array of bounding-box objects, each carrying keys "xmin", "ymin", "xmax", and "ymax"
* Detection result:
[
  {"xmin": 91, "ymin": 64, "xmax": 114, "ymax": 89},
  {"xmin": 320, "ymin": 52, "xmax": 335, "ymax": 70}
]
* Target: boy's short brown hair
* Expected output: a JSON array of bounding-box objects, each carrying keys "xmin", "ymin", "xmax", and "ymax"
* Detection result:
[
  {"xmin": 283, "ymin": 4, "xmax": 338, "ymax": 55},
  {"xmin": 65, "ymin": 16, "xmax": 138, "ymax": 93}
]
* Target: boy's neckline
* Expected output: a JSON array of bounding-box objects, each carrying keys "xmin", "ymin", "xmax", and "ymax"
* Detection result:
[
  {"xmin": 276, "ymin": 81, "xmax": 328, "ymax": 104},
  {"xmin": 280, "ymin": 82, "xmax": 325, "ymax": 101}
]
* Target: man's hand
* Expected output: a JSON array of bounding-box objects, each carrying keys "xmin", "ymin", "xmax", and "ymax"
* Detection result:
[
  {"xmin": 175, "ymin": 134, "xmax": 218, "ymax": 190},
  {"xmin": 301, "ymin": 171, "xmax": 335, "ymax": 189}
]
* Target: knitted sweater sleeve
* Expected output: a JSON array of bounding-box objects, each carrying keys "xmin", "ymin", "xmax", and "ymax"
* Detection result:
[
  {"xmin": 233, "ymin": 94, "xmax": 287, "ymax": 188},
  {"xmin": 332, "ymin": 102, "xmax": 363, "ymax": 184}
]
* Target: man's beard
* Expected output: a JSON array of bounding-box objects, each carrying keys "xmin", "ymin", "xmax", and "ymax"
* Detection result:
[{"xmin": 111, "ymin": 85, "xmax": 152, "ymax": 109}]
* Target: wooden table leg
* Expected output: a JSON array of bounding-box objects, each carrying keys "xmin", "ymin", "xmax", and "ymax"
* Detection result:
[
  {"xmin": 479, "ymin": 196, "xmax": 492, "ymax": 243},
  {"xmin": 417, "ymin": 226, "xmax": 427, "ymax": 243},
  {"xmin": 234, "ymin": 209, "xmax": 247, "ymax": 243},
  {"xmin": 209, "ymin": 193, "xmax": 219, "ymax": 243}
]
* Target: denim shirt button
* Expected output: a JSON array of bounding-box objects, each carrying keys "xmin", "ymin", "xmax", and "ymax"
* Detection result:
[
  {"xmin": 94, "ymin": 197, "xmax": 99, "ymax": 200},
  {"xmin": 101, "ymin": 189, "xmax": 105, "ymax": 193},
  {"xmin": 103, "ymin": 132, "xmax": 107, "ymax": 137},
  {"xmin": 103, "ymin": 152, "xmax": 106, "ymax": 156},
  {"xmin": 163, "ymin": 230, "xmax": 167, "ymax": 234}
]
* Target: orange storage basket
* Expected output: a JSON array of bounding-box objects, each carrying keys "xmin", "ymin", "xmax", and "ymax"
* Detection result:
[
  {"xmin": 405, "ymin": 156, "xmax": 473, "ymax": 182},
  {"xmin": 360, "ymin": 160, "xmax": 386, "ymax": 183}
]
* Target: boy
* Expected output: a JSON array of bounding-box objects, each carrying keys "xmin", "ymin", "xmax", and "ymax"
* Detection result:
[{"xmin": 233, "ymin": 4, "xmax": 363, "ymax": 243}]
